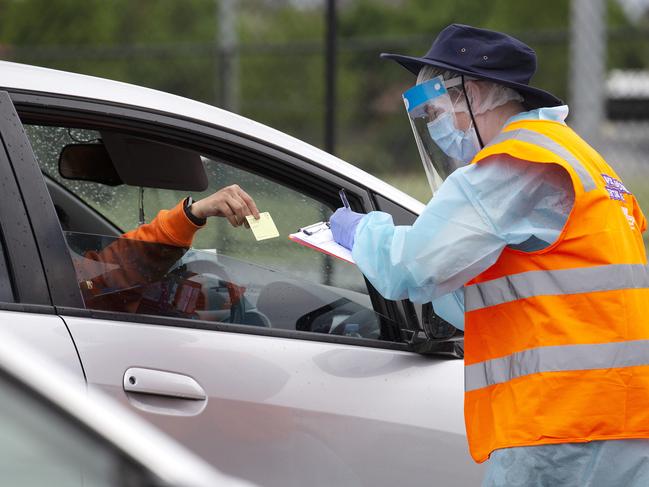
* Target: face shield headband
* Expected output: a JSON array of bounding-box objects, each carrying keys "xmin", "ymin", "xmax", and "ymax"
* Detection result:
[{"xmin": 402, "ymin": 75, "xmax": 482, "ymax": 192}]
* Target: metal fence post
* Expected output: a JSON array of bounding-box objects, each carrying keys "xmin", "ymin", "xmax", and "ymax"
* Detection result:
[
  {"xmin": 217, "ymin": 0, "xmax": 239, "ymax": 112},
  {"xmin": 569, "ymin": 0, "xmax": 606, "ymax": 145}
]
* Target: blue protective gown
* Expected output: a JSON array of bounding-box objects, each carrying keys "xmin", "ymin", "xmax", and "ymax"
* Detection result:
[
  {"xmin": 351, "ymin": 105, "xmax": 649, "ymax": 486},
  {"xmin": 352, "ymin": 105, "xmax": 574, "ymax": 330}
]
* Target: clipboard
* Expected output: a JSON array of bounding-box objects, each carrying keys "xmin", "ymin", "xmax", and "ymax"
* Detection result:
[{"xmin": 289, "ymin": 221, "xmax": 355, "ymax": 264}]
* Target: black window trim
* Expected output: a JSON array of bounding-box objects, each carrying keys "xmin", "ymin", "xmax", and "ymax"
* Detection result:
[
  {"xmin": 0, "ymin": 302, "xmax": 58, "ymax": 315},
  {"xmin": 0, "ymin": 224, "xmax": 13, "ymax": 304},
  {"xmin": 0, "ymin": 91, "xmax": 56, "ymax": 309}
]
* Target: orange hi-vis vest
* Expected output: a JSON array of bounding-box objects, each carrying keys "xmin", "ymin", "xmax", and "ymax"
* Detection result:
[{"xmin": 463, "ymin": 118, "xmax": 649, "ymax": 463}]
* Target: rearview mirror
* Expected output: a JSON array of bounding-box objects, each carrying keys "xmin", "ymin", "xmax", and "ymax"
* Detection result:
[{"xmin": 59, "ymin": 143, "xmax": 123, "ymax": 186}]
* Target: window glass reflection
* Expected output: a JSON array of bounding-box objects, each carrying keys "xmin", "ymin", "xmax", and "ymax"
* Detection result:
[{"xmin": 66, "ymin": 231, "xmax": 398, "ymax": 340}]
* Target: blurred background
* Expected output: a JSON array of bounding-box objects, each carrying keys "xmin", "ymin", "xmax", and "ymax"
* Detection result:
[{"xmin": 0, "ymin": 0, "xmax": 648, "ymax": 227}]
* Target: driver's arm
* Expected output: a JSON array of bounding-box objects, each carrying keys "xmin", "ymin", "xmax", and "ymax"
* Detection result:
[
  {"xmin": 75, "ymin": 185, "xmax": 260, "ymax": 310},
  {"xmin": 123, "ymin": 184, "xmax": 261, "ymax": 247},
  {"xmin": 121, "ymin": 197, "xmax": 205, "ymax": 248}
]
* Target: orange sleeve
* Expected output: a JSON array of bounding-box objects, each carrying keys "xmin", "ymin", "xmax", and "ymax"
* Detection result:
[
  {"xmin": 122, "ymin": 199, "xmax": 204, "ymax": 247},
  {"xmin": 76, "ymin": 200, "xmax": 204, "ymax": 312}
]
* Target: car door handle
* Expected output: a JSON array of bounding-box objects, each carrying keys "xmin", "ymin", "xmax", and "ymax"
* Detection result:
[{"xmin": 123, "ymin": 368, "xmax": 206, "ymax": 400}]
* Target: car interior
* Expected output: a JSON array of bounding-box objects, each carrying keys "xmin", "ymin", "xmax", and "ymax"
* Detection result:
[{"xmin": 36, "ymin": 127, "xmax": 396, "ymax": 341}]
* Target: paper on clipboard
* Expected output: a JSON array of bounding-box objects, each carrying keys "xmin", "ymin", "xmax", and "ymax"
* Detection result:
[{"xmin": 289, "ymin": 221, "xmax": 355, "ymax": 264}]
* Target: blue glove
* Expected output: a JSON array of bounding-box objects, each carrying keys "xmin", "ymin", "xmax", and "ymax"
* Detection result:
[{"xmin": 330, "ymin": 207, "xmax": 365, "ymax": 250}]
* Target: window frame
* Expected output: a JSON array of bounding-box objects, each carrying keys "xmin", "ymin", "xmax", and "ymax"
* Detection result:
[
  {"xmin": 0, "ymin": 91, "xmax": 58, "ymax": 311},
  {"xmin": 9, "ymin": 90, "xmax": 419, "ymax": 350},
  {"xmin": 0, "ymin": 233, "xmax": 12, "ymax": 304}
]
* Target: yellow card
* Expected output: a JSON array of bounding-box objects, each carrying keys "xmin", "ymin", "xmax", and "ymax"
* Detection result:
[{"xmin": 246, "ymin": 212, "xmax": 280, "ymax": 241}]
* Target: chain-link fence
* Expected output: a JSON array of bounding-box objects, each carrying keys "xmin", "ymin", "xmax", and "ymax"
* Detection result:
[
  {"xmin": 0, "ymin": 30, "xmax": 571, "ymax": 195},
  {"xmin": 599, "ymin": 67, "xmax": 649, "ymax": 229},
  {"xmin": 1, "ymin": 0, "xmax": 649, "ymax": 242}
]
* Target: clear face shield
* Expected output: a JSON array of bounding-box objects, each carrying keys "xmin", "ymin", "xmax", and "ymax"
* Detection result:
[{"xmin": 402, "ymin": 75, "xmax": 481, "ymax": 193}]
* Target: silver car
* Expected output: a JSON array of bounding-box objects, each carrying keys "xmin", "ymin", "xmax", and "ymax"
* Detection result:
[{"xmin": 0, "ymin": 60, "xmax": 484, "ymax": 486}]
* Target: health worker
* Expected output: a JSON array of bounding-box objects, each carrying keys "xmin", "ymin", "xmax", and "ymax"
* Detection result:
[{"xmin": 330, "ymin": 24, "xmax": 649, "ymax": 486}]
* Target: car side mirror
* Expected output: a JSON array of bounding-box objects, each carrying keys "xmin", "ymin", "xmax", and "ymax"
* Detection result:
[
  {"xmin": 59, "ymin": 143, "xmax": 123, "ymax": 186},
  {"xmin": 421, "ymin": 302, "xmax": 458, "ymax": 340},
  {"xmin": 407, "ymin": 303, "xmax": 463, "ymax": 357}
]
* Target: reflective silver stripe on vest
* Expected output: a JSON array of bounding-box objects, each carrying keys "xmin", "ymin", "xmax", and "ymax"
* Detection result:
[
  {"xmin": 465, "ymin": 339, "xmax": 649, "ymax": 392},
  {"xmin": 486, "ymin": 128, "xmax": 596, "ymax": 191},
  {"xmin": 465, "ymin": 264, "xmax": 649, "ymax": 312}
]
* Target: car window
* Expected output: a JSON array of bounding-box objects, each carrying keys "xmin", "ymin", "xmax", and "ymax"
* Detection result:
[
  {"xmin": 27, "ymin": 124, "xmax": 364, "ymax": 291},
  {"xmin": 26, "ymin": 124, "xmax": 399, "ymax": 341},
  {"xmin": 0, "ymin": 372, "xmax": 159, "ymax": 486},
  {"xmin": 65, "ymin": 232, "xmax": 398, "ymax": 339}
]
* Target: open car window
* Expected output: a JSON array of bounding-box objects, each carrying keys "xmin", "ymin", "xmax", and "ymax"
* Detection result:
[
  {"xmin": 66, "ymin": 232, "xmax": 398, "ymax": 340},
  {"xmin": 24, "ymin": 123, "xmax": 402, "ymax": 341},
  {"xmin": 26, "ymin": 124, "xmax": 367, "ymax": 290}
]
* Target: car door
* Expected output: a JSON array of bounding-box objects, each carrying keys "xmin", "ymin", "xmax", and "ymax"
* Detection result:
[
  {"xmin": 0, "ymin": 92, "xmax": 84, "ymax": 383},
  {"xmin": 7, "ymin": 89, "xmax": 484, "ymax": 487}
]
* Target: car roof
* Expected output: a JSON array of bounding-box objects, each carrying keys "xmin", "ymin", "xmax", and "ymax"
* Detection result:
[
  {"xmin": 0, "ymin": 328, "xmax": 254, "ymax": 487},
  {"xmin": 0, "ymin": 61, "xmax": 425, "ymax": 214}
]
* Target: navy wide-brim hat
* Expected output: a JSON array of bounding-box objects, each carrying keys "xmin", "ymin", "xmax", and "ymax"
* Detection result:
[{"xmin": 381, "ymin": 24, "xmax": 563, "ymax": 110}]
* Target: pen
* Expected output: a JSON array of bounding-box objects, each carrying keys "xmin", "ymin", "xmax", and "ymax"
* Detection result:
[{"xmin": 339, "ymin": 188, "xmax": 350, "ymax": 210}]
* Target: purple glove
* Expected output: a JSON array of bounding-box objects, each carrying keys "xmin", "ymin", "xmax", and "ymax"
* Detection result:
[{"xmin": 330, "ymin": 207, "xmax": 365, "ymax": 250}]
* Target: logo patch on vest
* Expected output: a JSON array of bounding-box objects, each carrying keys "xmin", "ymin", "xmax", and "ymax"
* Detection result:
[
  {"xmin": 622, "ymin": 207, "xmax": 637, "ymax": 230},
  {"xmin": 602, "ymin": 174, "xmax": 631, "ymax": 201}
]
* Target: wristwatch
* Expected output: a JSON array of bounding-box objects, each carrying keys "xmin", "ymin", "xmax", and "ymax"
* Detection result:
[{"xmin": 183, "ymin": 196, "xmax": 207, "ymax": 226}]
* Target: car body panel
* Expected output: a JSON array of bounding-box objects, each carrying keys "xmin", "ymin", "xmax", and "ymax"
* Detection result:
[
  {"xmin": 0, "ymin": 310, "xmax": 84, "ymax": 382},
  {"xmin": 64, "ymin": 316, "xmax": 483, "ymax": 486}
]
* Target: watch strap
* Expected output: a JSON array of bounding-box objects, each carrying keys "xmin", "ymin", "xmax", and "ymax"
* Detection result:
[{"xmin": 183, "ymin": 196, "xmax": 207, "ymax": 226}]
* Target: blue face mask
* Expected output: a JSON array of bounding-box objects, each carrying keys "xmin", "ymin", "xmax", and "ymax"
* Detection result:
[{"xmin": 427, "ymin": 112, "xmax": 480, "ymax": 164}]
